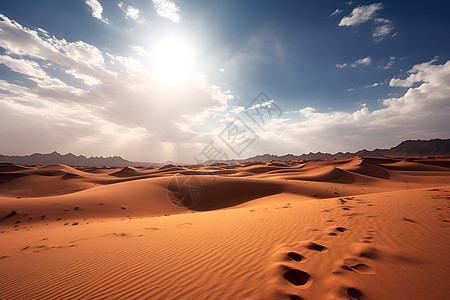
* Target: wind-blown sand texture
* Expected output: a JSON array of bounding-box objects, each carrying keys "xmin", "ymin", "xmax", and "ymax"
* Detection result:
[{"xmin": 1, "ymin": 156, "xmax": 449, "ymax": 299}]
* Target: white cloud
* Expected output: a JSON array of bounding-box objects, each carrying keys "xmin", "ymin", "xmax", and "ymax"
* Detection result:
[
  {"xmin": 329, "ymin": 9, "xmax": 343, "ymax": 17},
  {"xmin": 130, "ymin": 45, "xmax": 148, "ymax": 56},
  {"xmin": 351, "ymin": 56, "xmax": 371, "ymax": 67},
  {"xmin": 0, "ymin": 14, "xmax": 105, "ymax": 70},
  {"xmin": 347, "ymin": 81, "xmax": 384, "ymax": 91},
  {"xmin": 364, "ymin": 82, "xmax": 382, "ymax": 88},
  {"xmin": 373, "ymin": 18, "xmax": 394, "ymax": 41},
  {"xmin": 380, "ymin": 56, "xmax": 395, "ymax": 69},
  {"xmin": 299, "ymin": 107, "xmax": 316, "ymax": 116},
  {"xmin": 107, "ymin": 53, "xmax": 147, "ymax": 73},
  {"xmin": 152, "ymin": 0, "xmax": 181, "ymax": 23},
  {"xmin": 0, "ymin": 55, "xmax": 85, "ymax": 95},
  {"xmin": 66, "ymin": 69, "xmax": 101, "ymax": 86},
  {"xmin": 336, "ymin": 57, "xmax": 371, "ymax": 69},
  {"xmin": 231, "ymin": 106, "xmax": 245, "ymax": 114},
  {"xmin": 247, "ymin": 99, "xmax": 275, "ymax": 111},
  {"xmin": 389, "ymin": 58, "xmax": 443, "ymax": 88},
  {"xmin": 0, "ymin": 14, "xmax": 233, "ymax": 163},
  {"xmin": 118, "ymin": 2, "xmax": 144, "ymax": 23},
  {"xmin": 339, "ymin": 3, "xmax": 382, "ymax": 26},
  {"xmin": 338, "ymin": 3, "xmax": 394, "ymax": 42},
  {"xmin": 85, "ymin": 0, "xmax": 109, "ymax": 24},
  {"xmin": 257, "ymin": 59, "xmax": 450, "ymax": 154}
]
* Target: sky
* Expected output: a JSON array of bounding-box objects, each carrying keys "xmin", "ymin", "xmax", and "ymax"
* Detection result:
[{"xmin": 0, "ymin": 0, "xmax": 449, "ymax": 163}]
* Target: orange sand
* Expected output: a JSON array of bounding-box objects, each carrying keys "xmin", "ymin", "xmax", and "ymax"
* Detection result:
[{"xmin": 0, "ymin": 157, "xmax": 449, "ymax": 299}]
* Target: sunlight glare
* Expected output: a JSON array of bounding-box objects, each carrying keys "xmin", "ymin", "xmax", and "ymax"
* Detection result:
[{"xmin": 151, "ymin": 36, "xmax": 196, "ymax": 85}]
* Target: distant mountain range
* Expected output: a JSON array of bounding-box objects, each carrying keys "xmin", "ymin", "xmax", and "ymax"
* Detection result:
[
  {"xmin": 207, "ymin": 138, "xmax": 450, "ymax": 164},
  {"xmin": 0, "ymin": 151, "xmax": 162, "ymax": 167},
  {"xmin": 0, "ymin": 139, "xmax": 449, "ymax": 167}
]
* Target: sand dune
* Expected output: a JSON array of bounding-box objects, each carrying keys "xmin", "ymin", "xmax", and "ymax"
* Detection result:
[{"xmin": 0, "ymin": 157, "xmax": 449, "ymax": 299}]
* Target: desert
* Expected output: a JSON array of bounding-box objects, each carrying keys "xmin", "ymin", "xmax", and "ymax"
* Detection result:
[{"xmin": 1, "ymin": 156, "xmax": 449, "ymax": 299}]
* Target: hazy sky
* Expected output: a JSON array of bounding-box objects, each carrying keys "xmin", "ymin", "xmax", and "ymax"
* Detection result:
[{"xmin": 0, "ymin": 0, "xmax": 449, "ymax": 163}]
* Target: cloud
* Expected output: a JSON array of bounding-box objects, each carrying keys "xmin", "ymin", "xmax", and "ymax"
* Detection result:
[
  {"xmin": 0, "ymin": 14, "xmax": 105, "ymax": 70},
  {"xmin": 339, "ymin": 3, "xmax": 382, "ymax": 26},
  {"xmin": 0, "ymin": 14, "xmax": 233, "ymax": 163},
  {"xmin": 379, "ymin": 56, "xmax": 395, "ymax": 69},
  {"xmin": 336, "ymin": 57, "xmax": 371, "ymax": 69},
  {"xmin": 329, "ymin": 9, "xmax": 343, "ymax": 17},
  {"xmin": 257, "ymin": 59, "xmax": 450, "ymax": 154},
  {"xmin": 85, "ymin": 0, "xmax": 109, "ymax": 24},
  {"xmin": 338, "ymin": 3, "xmax": 394, "ymax": 41},
  {"xmin": 373, "ymin": 18, "xmax": 394, "ymax": 41},
  {"xmin": 66, "ymin": 69, "xmax": 101, "ymax": 86},
  {"xmin": 364, "ymin": 82, "xmax": 383, "ymax": 88},
  {"xmin": 118, "ymin": 2, "xmax": 144, "ymax": 23},
  {"xmin": 389, "ymin": 58, "xmax": 443, "ymax": 88},
  {"xmin": 0, "ymin": 55, "xmax": 71, "ymax": 90},
  {"xmin": 152, "ymin": 0, "xmax": 181, "ymax": 23},
  {"xmin": 129, "ymin": 45, "xmax": 148, "ymax": 56},
  {"xmin": 106, "ymin": 53, "xmax": 147, "ymax": 73},
  {"xmin": 352, "ymin": 56, "xmax": 371, "ymax": 67}
]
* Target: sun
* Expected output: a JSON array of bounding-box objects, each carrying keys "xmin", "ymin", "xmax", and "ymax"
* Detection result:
[{"xmin": 151, "ymin": 36, "xmax": 196, "ymax": 85}]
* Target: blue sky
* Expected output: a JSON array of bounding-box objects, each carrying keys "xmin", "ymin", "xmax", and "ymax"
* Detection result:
[{"xmin": 0, "ymin": 0, "xmax": 449, "ymax": 163}]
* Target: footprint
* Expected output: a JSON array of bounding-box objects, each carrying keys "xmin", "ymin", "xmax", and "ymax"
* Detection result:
[
  {"xmin": 329, "ymin": 226, "xmax": 347, "ymax": 236},
  {"xmin": 349, "ymin": 264, "xmax": 375, "ymax": 274},
  {"xmin": 305, "ymin": 242, "xmax": 328, "ymax": 252},
  {"xmin": 358, "ymin": 247, "xmax": 380, "ymax": 259},
  {"xmin": 283, "ymin": 269, "xmax": 311, "ymax": 286},
  {"xmin": 346, "ymin": 287, "xmax": 363, "ymax": 299},
  {"xmin": 144, "ymin": 227, "xmax": 161, "ymax": 231},
  {"xmin": 342, "ymin": 258, "xmax": 375, "ymax": 274},
  {"xmin": 271, "ymin": 240, "xmax": 373, "ymax": 299},
  {"xmin": 336, "ymin": 226, "xmax": 347, "ymax": 232},
  {"xmin": 287, "ymin": 252, "xmax": 306, "ymax": 262},
  {"xmin": 176, "ymin": 222, "xmax": 193, "ymax": 227}
]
